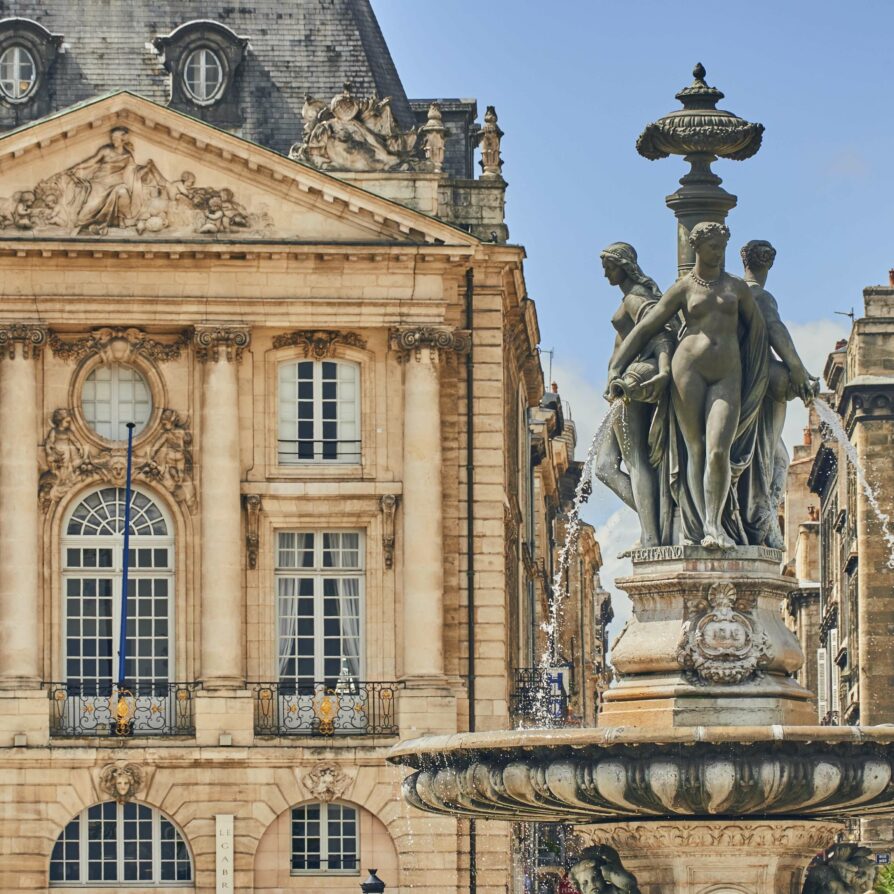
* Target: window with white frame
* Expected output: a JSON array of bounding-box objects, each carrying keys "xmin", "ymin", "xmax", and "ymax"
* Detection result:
[
  {"xmin": 0, "ymin": 44, "xmax": 36, "ymax": 100},
  {"xmin": 82, "ymin": 364, "xmax": 152, "ymax": 441},
  {"xmin": 63, "ymin": 488, "xmax": 173, "ymax": 695},
  {"xmin": 278, "ymin": 360, "xmax": 360, "ymax": 465},
  {"xmin": 276, "ymin": 531, "xmax": 363, "ymax": 686},
  {"xmin": 291, "ymin": 803, "xmax": 358, "ymax": 874},
  {"xmin": 49, "ymin": 801, "xmax": 192, "ymax": 886},
  {"xmin": 183, "ymin": 46, "xmax": 224, "ymax": 103}
]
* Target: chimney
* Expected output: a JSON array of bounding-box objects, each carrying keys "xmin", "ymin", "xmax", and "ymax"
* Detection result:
[
  {"xmin": 803, "ymin": 426, "xmax": 812, "ymax": 447},
  {"xmin": 889, "ymin": 268, "xmax": 894, "ymax": 287},
  {"xmin": 551, "ymin": 381, "xmax": 558, "ymax": 394}
]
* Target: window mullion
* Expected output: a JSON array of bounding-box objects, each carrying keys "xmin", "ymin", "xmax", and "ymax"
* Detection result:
[
  {"xmin": 79, "ymin": 807, "xmax": 88, "ymax": 884},
  {"xmin": 313, "ymin": 364, "xmax": 322, "ymax": 461},
  {"xmin": 320, "ymin": 803, "xmax": 329, "ymax": 871},
  {"xmin": 152, "ymin": 807, "xmax": 161, "ymax": 883},
  {"xmin": 116, "ymin": 802, "xmax": 125, "ymax": 884}
]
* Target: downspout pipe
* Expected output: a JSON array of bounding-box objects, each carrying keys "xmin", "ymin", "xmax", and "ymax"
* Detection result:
[{"xmin": 465, "ymin": 267, "xmax": 477, "ymax": 894}]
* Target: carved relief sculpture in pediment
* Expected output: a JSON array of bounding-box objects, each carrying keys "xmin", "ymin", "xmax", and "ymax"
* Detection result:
[
  {"xmin": 289, "ymin": 82, "xmax": 428, "ymax": 173},
  {"xmin": 40, "ymin": 407, "xmax": 197, "ymax": 513},
  {"xmin": 0, "ymin": 127, "xmax": 272, "ymax": 238}
]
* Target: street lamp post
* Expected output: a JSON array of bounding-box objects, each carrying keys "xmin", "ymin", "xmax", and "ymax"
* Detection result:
[{"xmin": 360, "ymin": 868, "xmax": 386, "ymax": 893}]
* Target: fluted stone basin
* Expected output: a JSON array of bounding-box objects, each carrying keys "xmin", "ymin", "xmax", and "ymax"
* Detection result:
[{"xmin": 389, "ymin": 725, "xmax": 894, "ymax": 824}]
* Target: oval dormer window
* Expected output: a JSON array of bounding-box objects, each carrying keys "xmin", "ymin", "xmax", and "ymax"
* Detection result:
[
  {"xmin": 183, "ymin": 47, "xmax": 223, "ymax": 104},
  {"xmin": 0, "ymin": 44, "xmax": 36, "ymax": 101}
]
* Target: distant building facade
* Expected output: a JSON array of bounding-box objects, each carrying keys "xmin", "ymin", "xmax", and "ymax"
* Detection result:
[
  {"xmin": 786, "ymin": 288, "xmax": 894, "ymax": 851},
  {"xmin": 0, "ymin": 3, "xmax": 605, "ymax": 892}
]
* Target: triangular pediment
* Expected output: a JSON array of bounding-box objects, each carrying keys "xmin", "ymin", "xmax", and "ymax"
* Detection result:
[{"xmin": 0, "ymin": 92, "xmax": 477, "ymax": 246}]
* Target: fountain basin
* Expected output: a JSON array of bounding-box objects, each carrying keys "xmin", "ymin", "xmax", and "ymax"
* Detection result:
[{"xmin": 388, "ymin": 725, "xmax": 894, "ymax": 824}]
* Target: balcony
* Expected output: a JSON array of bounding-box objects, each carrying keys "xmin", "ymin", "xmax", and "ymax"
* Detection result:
[
  {"xmin": 509, "ymin": 668, "xmax": 570, "ymax": 728},
  {"xmin": 253, "ymin": 681, "xmax": 399, "ymax": 737},
  {"xmin": 46, "ymin": 682, "xmax": 199, "ymax": 738}
]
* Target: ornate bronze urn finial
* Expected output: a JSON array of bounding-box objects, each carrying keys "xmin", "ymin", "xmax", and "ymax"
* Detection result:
[{"xmin": 638, "ymin": 64, "xmax": 765, "ymax": 274}]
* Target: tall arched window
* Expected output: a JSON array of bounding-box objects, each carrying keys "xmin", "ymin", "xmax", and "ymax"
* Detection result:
[
  {"xmin": 60, "ymin": 488, "xmax": 174, "ymax": 733},
  {"xmin": 50, "ymin": 801, "xmax": 192, "ymax": 886},
  {"xmin": 278, "ymin": 360, "xmax": 360, "ymax": 464}
]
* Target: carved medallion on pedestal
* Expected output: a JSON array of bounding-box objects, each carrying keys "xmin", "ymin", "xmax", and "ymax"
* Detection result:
[{"xmin": 676, "ymin": 581, "xmax": 770, "ymax": 685}]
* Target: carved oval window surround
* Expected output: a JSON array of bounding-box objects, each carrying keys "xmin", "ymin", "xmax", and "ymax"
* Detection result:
[
  {"xmin": 68, "ymin": 350, "xmax": 168, "ymax": 453},
  {"xmin": 183, "ymin": 46, "xmax": 225, "ymax": 105},
  {"xmin": 0, "ymin": 18, "xmax": 62, "ymax": 109},
  {"xmin": 0, "ymin": 44, "xmax": 36, "ymax": 102}
]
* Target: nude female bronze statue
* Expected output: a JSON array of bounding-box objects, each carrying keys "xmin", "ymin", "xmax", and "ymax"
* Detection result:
[
  {"xmin": 594, "ymin": 243, "xmax": 673, "ymax": 546},
  {"xmin": 608, "ymin": 222, "xmax": 769, "ymax": 548}
]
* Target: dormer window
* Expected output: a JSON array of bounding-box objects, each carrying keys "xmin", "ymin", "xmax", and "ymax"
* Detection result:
[
  {"xmin": 0, "ymin": 18, "xmax": 62, "ymax": 111},
  {"xmin": 153, "ymin": 21, "xmax": 247, "ymax": 124},
  {"xmin": 184, "ymin": 47, "xmax": 223, "ymax": 104},
  {"xmin": 0, "ymin": 45, "xmax": 36, "ymax": 101}
]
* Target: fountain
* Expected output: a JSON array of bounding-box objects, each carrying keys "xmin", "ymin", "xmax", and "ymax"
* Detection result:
[{"xmin": 389, "ymin": 66, "xmax": 894, "ymax": 893}]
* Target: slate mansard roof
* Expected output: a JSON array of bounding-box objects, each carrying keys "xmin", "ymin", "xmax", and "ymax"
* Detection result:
[{"xmin": 0, "ymin": 0, "xmax": 415, "ymax": 155}]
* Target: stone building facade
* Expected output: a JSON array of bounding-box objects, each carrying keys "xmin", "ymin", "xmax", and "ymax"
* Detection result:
[
  {"xmin": 783, "ymin": 286, "xmax": 894, "ymax": 851},
  {"xmin": 0, "ymin": 3, "xmax": 585, "ymax": 892}
]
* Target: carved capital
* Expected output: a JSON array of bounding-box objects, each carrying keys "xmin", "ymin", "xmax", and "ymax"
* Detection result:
[
  {"xmin": 389, "ymin": 327, "xmax": 471, "ymax": 362},
  {"xmin": 194, "ymin": 325, "xmax": 250, "ymax": 363},
  {"xmin": 380, "ymin": 494, "xmax": 399, "ymax": 569},
  {"xmin": 244, "ymin": 495, "xmax": 262, "ymax": 570},
  {"xmin": 273, "ymin": 329, "xmax": 367, "ymax": 358},
  {"xmin": 98, "ymin": 762, "xmax": 145, "ymax": 804},
  {"xmin": 0, "ymin": 323, "xmax": 47, "ymax": 359}
]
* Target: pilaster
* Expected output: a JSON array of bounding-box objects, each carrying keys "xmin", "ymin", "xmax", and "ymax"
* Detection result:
[
  {"xmin": 195, "ymin": 325, "xmax": 250, "ymax": 690},
  {"xmin": 0, "ymin": 323, "xmax": 46, "ymax": 690}
]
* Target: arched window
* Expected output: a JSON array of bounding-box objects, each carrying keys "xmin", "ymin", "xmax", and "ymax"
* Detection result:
[
  {"xmin": 278, "ymin": 359, "xmax": 360, "ymax": 464},
  {"xmin": 50, "ymin": 801, "xmax": 192, "ymax": 886},
  {"xmin": 61, "ymin": 488, "xmax": 173, "ymax": 731},
  {"xmin": 291, "ymin": 803, "xmax": 358, "ymax": 873}
]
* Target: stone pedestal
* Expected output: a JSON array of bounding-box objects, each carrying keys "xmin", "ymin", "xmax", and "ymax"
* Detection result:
[
  {"xmin": 601, "ymin": 546, "xmax": 814, "ymax": 728},
  {"xmin": 583, "ymin": 820, "xmax": 843, "ymax": 894}
]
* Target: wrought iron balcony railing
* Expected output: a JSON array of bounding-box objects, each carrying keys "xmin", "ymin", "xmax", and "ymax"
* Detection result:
[
  {"xmin": 46, "ymin": 682, "xmax": 199, "ymax": 738},
  {"xmin": 509, "ymin": 668, "xmax": 570, "ymax": 728},
  {"xmin": 253, "ymin": 681, "xmax": 399, "ymax": 737}
]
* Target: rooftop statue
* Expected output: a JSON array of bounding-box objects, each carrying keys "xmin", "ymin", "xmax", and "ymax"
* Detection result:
[
  {"xmin": 290, "ymin": 83, "xmax": 421, "ymax": 172},
  {"xmin": 607, "ymin": 222, "xmax": 769, "ymax": 548}
]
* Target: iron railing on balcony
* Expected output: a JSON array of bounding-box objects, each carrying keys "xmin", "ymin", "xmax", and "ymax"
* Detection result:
[
  {"xmin": 509, "ymin": 668, "xmax": 569, "ymax": 728},
  {"xmin": 253, "ymin": 681, "xmax": 399, "ymax": 737},
  {"xmin": 46, "ymin": 682, "xmax": 199, "ymax": 738}
]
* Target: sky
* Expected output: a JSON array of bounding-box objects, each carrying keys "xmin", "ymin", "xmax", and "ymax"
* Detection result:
[{"xmin": 373, "ymin": 0, "xmax": 891, "ymax": 635}]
